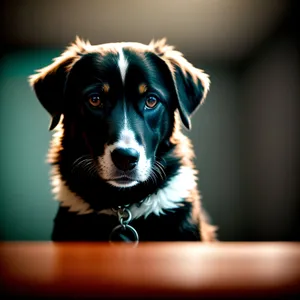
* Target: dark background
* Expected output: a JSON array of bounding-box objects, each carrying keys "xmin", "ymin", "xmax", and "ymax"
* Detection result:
[{"xmin": 0, "ymin": 0, "xmax": 299, "ymax": 241}]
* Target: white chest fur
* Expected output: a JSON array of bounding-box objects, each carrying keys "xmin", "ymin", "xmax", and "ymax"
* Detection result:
[{"xmin": 51, "ymin": 165, "xmax": 197, "ymax": 219}]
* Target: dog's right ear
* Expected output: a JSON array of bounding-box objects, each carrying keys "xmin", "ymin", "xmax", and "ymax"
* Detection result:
[{"xmin": 28, "ymin": 37, "xmax": 91, "ymax": 130}]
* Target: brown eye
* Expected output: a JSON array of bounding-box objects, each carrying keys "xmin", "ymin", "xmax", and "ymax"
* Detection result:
[
  {"xmin": 145, "ymin": 95, "xmax": 158, "ymax": 109},
  {"xmin": 89, "ymin": 95, "xmax": 103, "ymax": 108}
]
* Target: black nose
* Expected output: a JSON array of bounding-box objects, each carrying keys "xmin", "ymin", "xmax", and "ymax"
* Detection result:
[{"xmin": 111, "ymin": 148, "xmax": 140, "ymax": 171}]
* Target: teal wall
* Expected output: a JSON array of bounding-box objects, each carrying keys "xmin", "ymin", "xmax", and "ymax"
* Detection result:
[
  {"xmin": 0, "ymin": 50, "xmax": 241, "ymax": 241},
  {"xmin": 0, "ymin": 50, "xmax": 61, "ymax": 240}
]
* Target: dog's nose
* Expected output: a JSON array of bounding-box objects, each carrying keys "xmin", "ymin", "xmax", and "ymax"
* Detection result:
[{"xmin": 111, "ymin": 148, "xmax": 140, "ymax": 171}]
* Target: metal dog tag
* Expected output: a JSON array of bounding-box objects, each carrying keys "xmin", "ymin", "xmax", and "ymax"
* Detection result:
[
  {"xmin": 109, "ymin": 207, "xmax": 139, "ymax": 246},
  {"xmin": 109, "ymin": 224, "xmax": 139, "ymax": 243}
]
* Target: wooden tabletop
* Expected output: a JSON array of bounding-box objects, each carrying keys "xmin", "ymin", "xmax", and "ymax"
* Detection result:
[{"xmin": 0, "ymin": 242, "xmax": 299, "ymax": 299}]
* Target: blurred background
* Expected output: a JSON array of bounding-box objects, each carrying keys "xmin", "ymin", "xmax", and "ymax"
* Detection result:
[{"xmin": 0, "ymin": 0, "xmax": 299, "ymax": 241}]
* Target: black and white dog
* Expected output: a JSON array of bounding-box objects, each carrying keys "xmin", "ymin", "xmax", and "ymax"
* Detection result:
[{"xmin": 29, "ymin": 37, "xmax": 217, "ymax": 242}]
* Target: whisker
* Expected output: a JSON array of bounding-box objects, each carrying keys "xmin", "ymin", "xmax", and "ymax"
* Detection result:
[
  {"xmin": 72, "ymin": 155, "xmax": 91, "ymax": 167},
  {"xmin": 146, "ymin": 168, "xmax": 157, "ymax": 186},
  {"xmin": 153, "ymin": 160, "xmax": 166, "ymax": 181},
  {"xmin": 71, "ymin": 155, "xmax": 98, "ymax": 178},
  {"xmin": 152, "ymin": 166, "xmax": 163, "ymax": 181}
]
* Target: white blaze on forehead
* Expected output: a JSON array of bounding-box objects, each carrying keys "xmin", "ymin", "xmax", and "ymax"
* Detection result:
[
  {"xmin": 118, "ymin": 128, "xmax": 137, "ymax": 147},
  {"xmin": 118, "ymin": 47, "xmax": 128, "ymax": 84}
]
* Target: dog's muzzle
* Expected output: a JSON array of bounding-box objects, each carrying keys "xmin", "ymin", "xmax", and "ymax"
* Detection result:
[{"xmin": 111, "ymin": 148, "xmax": 140, "ymax": 171}]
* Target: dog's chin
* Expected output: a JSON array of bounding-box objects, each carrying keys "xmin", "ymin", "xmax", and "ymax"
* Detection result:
[
  {"xmin": 107, "ymin": 178, "xmax": 139, "ymax": 188},
  {"xmin": 105, "ymin": 172, "xmax": 142, "ymax": 188}
]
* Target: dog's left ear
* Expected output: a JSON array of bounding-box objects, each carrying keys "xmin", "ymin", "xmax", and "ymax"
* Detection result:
[{"xmin": 150, "ymin": 39, "xmax": 210, "ymax": 130}]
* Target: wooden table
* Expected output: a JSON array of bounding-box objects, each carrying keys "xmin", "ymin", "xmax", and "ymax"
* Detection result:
[{"xmin": 0, "ymin": 242, "xmax": 299, "ymax": 299}]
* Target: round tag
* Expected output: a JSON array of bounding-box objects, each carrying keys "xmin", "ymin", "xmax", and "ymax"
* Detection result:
[{"xmin": 109, "ymin": 224, "xmax": 139, "ymax": 245}]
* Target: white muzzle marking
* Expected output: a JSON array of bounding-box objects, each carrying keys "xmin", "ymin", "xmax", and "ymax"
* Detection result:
[{"xmin": 98, "ymin": 128, "xmax": 151, "ymax": 188}]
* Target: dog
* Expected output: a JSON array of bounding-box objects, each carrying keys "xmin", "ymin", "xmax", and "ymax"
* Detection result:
[{"xmin": 29, "ymin": 37, "xmax": 217, "ymax": 242}]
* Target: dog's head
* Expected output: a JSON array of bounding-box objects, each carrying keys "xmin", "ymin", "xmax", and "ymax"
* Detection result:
[{"xmin": 29, "ymin": 38, "xmax": 210, "ymax": 190}]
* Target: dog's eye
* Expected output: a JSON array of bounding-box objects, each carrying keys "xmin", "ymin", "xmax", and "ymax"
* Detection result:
[
  {"xmin": 89, "ymin": 95, "xmax": 103, "ymax": 108},
  {"xmin": 145, "ymin": 95, "xmax": 158, "ymax": 109}
]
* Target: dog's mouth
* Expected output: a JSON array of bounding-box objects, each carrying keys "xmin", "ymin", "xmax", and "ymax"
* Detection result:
[{"xmin": 107, "ymin": 175, "xmax": 140, "ymax": 188}]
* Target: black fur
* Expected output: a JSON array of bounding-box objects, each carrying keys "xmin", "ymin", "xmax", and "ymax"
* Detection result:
[
  {"xmin": 29, "ymin": 38, "xmax": 217, "ymax": 242},
  {"xmin": 52, "ymin": 202, "xmax": 200, "ymax": 242}
]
